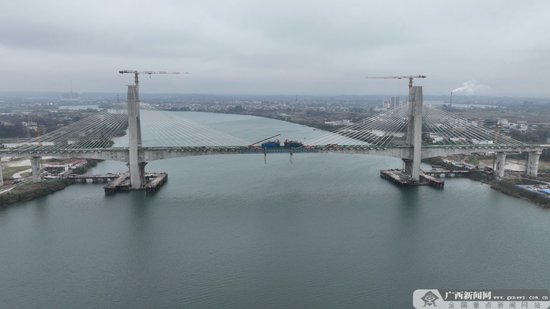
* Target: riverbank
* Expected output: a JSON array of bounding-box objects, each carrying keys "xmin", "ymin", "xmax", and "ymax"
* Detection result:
[
  {"xmin": 467, "ymin": 169, "xmax": 550, "ymax": 208},
  {"xmin": 0, "ymin": 159, "xmax": 100, "ymax": 207},
  {"xmin": 425, "ymin": 157, "xmax": 550, "ymax": 208},
  {"xmin": 489, "ymin": 179, "xmax": 550, "ymax": 208},
  {"xmin": 0, "ymin": 180, "xmax": 73, "ymax": 207}
]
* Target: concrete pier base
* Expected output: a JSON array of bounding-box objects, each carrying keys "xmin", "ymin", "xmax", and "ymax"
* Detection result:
[
  {"xmin": 31, "ymin": 156, "xmax": 42, "ymax": 182},
  {"xmin": 525, "ymin": 150, "xmax": 541, "ymax": 177}
]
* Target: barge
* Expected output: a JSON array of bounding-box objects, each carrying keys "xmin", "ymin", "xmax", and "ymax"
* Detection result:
[
  {"xmin": 380, "ymin": 169, "xmax": 444, "ymax": 189},
  {"xmin": 104, "ymin": 172, "xmax": 168, "ymax": 194}
]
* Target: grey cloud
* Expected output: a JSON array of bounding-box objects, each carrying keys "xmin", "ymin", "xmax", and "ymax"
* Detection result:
[{"xmin": 1, "ymin": 0, "xmax": 549, "ymax": 96}]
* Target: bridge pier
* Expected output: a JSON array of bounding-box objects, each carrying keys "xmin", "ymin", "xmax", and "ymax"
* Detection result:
[
  {"xmin": 139, "ymin": 162, "xmax": 148, "ymax": 187},
  {"xmin": 404, "ymin": 86, "xmax": 423, "ymax": 181},
  {"xmin": 525, "ymin": 150, "xmax": 541, "ymax": 177},
  {"xmin": 403, "ymin": 159, "xmax": 413, "ymax": 178},
  {"xmin": 31, "ymin": 156, "xmax": 42, "ymax": 182},
  {"xmin": 494, "ymin": 152, "xmax": 506, "ymax": 179}
]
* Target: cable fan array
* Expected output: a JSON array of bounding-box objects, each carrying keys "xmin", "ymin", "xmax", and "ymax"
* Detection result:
[
  {"xmin": 136, "ymin": 108, "xmax": 251, "ymax": 147},
  {"xmin": 422, "ymin": 105, "xmax": 525, "ymax": 146},
  {"xmin": 308, "ymin": 104, "xmax": 409, "ymax": 147},
  {"xmin": 4, "ymin": 104, "xmax": 251, "ymax": 153},
  {"xmin": 7, "ymin": 111, "xmax": 128, "ymax": 152},
  {"xmin": 308, "ymin": 104, "xmax": 526, "ymax": 147},
  {"xmin": 3, "ymin": 102, "xmax": 527, "ymax": 153}
]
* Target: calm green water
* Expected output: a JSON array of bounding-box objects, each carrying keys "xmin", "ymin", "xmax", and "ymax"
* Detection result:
[{"xmin": 1, "ymin": 112, "xmax": 549, "ymax": 308}]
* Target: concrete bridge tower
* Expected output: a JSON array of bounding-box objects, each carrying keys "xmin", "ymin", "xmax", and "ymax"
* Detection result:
[
  {"xmin": 403, "ymin": 86, "xmax": 423, "ymax": 181},
  {"xmin": 127, "ymin": 85, "xmax": 146, "ymax": 189}
]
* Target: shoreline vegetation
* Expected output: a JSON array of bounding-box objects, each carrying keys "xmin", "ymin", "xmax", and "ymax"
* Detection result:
[
  {"xmin": 0, "ymin": 159, "xmax": 99, "ymax": 208},
  {"xmin": 0, "ymin": 180, "xmax": 72, "ymax": 207},
  {"xmin": 489, "ymin": 180, "xmax": 550, "ymax": 208}
]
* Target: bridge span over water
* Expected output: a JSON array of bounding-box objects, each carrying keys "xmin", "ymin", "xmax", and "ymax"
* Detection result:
[
  {"xmin": 1, "ymin": 84, "xmax": 548, "ymax": 189},
  {"xmin": 1, "ymin": 144, "xmax": 544, "ymax": 162}
]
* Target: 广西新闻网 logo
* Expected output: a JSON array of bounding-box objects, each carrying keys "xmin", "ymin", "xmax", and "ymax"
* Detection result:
[{"xmin": 421, "ymin": 291, "xmax": 439, "ymax": 306}]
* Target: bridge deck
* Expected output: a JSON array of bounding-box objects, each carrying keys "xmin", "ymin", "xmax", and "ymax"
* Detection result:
[{"xmin": 0, "ymin": 144, "xmax": 545, "ymax": 162}]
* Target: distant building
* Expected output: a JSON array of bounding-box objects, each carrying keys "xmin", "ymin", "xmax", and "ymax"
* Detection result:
[
  {"xmin": 390, "ymin": 96, "xmax": 400, "ymax": 108},
  {"xmin": 381, "ymin": 96, "xmax": 401, "ymax": 110},
  {"xmin": 21, "ymin": 121, "xmax": 38, "ymax": 131},
  {"xmin": 324, "ymin": 119, "xmax": 353, "ymax": 126},
  {"xmin": 43, "ymin": 159, "xmax": 87, "ymax": 178},
  {"xmin": 497, "ymin": 119, "xmax": 509, "ymax": 126},
  {"xmin": 0, "ymin": 121, "xmax": 15, "ymax": 126},
  {"xmin": 471, "ymin": 139, "xmax": 494, "ymax": 145},
  {"xmin": 428, "ymin": 133, "xmax": 444, "ymax": 143}
]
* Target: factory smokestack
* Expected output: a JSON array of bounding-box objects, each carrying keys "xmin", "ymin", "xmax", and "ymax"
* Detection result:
[{"xmin": 450, "ymin": 91, "xmax": 453, "ymax": 108}]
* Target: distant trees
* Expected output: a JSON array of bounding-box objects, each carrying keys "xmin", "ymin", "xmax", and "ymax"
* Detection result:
[
  {"xmin": 0, "ymin": 123, "xmax": 30, "ymax": 138},
  {"xmin": 229, "ymin": 105, "xmax": 244, "ymax": 113},
  {"xmin": 510, "ymin": 127, "xmax": 550, "ymax": 143}
]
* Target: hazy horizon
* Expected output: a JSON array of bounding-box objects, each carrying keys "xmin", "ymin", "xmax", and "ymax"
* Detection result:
[{"xmin": 1, "ymin": 90, "xmax": 549, "ymax": 103}]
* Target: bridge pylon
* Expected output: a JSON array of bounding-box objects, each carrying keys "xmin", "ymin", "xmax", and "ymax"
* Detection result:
[
  {"xmin": 403, "ymin": 86, "xmax": 423, "ymax": 181},
  {"xmin": 127, "ymin": 85, "xmax": 146, "ymax": 189}
]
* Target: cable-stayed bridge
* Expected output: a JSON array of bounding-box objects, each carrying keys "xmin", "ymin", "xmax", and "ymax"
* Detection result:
[{"xmin": 0, "ymin": 85, "xmax": 547, "ymax": 189}]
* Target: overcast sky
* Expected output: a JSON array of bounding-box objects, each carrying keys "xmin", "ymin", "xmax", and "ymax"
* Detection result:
[{"xmin": 1, "ymin": 0, "xmax": 549, "ymax": 96}]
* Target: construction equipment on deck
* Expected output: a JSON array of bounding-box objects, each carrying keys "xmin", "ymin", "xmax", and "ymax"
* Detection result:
[{"xmin": 249, "ymin": 134, "xmax": 282, "ymax": 146}]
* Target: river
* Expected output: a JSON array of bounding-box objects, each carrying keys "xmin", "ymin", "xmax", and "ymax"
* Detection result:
[{"xmin": 0, "ymin": 111, "xmax": 549, "ymax": 308}]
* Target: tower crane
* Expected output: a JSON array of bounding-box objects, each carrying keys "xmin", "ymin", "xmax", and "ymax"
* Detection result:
[
  {"xmin": 118, "ymin": 70, "xmax": 188, "ymax": 86},
  {"xmin": 365, "ymin": 75, "xmax": 426, "ymax": 90}
]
